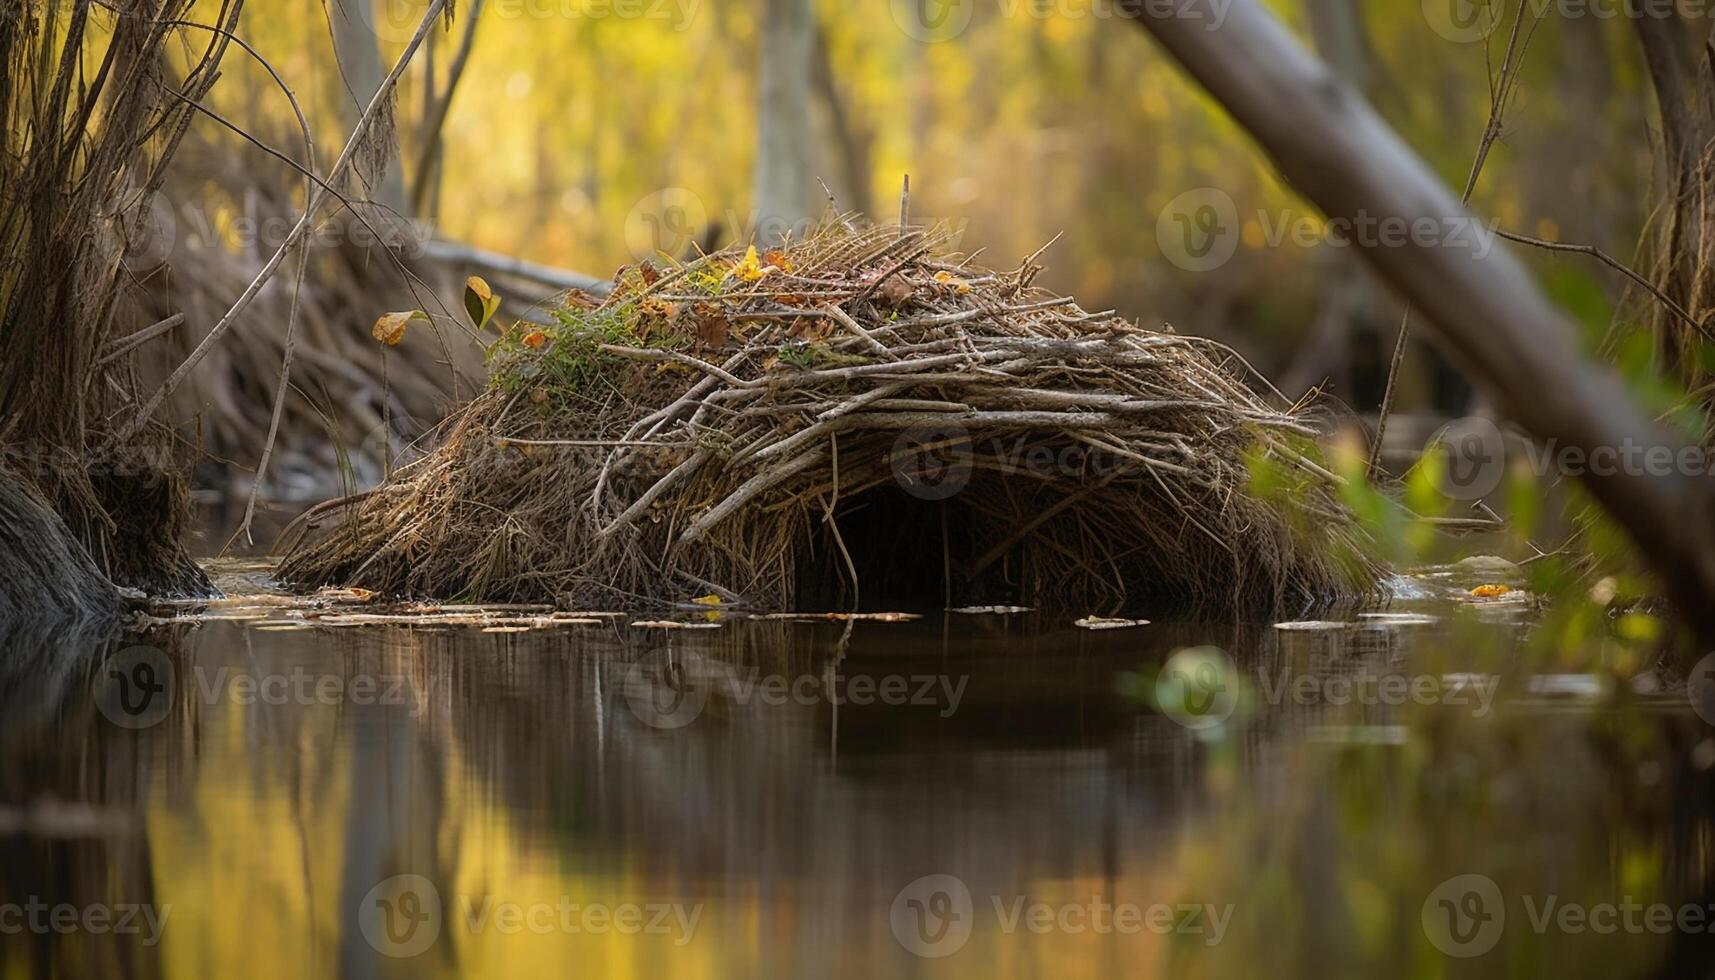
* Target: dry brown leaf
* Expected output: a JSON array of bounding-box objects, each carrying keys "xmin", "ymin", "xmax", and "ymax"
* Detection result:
[{"xmin": 372, "ymin": 310, "xmax": 426, "ymax": 346}]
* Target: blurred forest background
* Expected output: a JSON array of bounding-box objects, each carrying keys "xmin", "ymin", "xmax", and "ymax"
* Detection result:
[{"xmin": 132, "ymin": 0, "xmax": 1654, "ymax": 523}]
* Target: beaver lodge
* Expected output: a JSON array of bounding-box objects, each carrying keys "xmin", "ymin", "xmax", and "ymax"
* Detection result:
[{"xmin": 280, "ymin": 223, "xmax": 1379, "ymax": 615}]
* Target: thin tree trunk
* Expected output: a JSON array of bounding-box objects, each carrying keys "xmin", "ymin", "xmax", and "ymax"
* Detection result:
[
  {"xmin": 1120, "ymin": 0, "xmax": 1715, "ymax": 638},
  {"xmin": 753, "ymin": 0, "xmax": 814, "ymax": 245},
  {"xmin": 330, "ymin": 0, "xmax": 409, "ymax": 215}
]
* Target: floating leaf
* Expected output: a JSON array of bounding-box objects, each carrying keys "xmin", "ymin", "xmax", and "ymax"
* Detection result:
[
  {"xmin": 691, "ymin": 594, "xmax": 724, "ymax": 606},
  {"xmin": 463, "ymin": 277, "xmax": 502, "ymax": 331},
  {"xmin": 372, "ymin": 310, "xmax": 427, "ymax": 346},
  {"xmin": 1470, "ymin": 584, "xmax": 1513, "ymax": 598}
]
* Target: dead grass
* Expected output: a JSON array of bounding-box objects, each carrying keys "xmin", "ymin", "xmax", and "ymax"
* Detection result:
[{"xmin": 280, "ymin": 222, "xmax": 1380, "ymax": 616}]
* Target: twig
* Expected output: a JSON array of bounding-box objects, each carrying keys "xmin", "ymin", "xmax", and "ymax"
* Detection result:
[
  {"xmin": 123, "ymin": 0, "xmax": 449, "ymax": 441},
  {"xmin": 1495, "ymin": 229, "xmax": 1713, "ymax": 342},
  {"xmin": 98, "ymin": 314, "xmax": 184, "ymax": 366},
  {"xmin": 1368, "ymin": 0, "xmax": 1540, "ymax": 480}
]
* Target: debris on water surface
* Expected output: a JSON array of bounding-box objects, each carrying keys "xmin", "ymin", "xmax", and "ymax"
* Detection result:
[
  {"xmin": 950, "ymin": 605, "xmax": 1034, "ymax": 614},
  {"xmin": 1075, "ymin": 616, "xmax": 1150, "ymax": 630},
  {"xmin": 1272, "ymin": 620, "xmax": 1352, "ymax": 632},
  {"xmin": 751, "ymin": 612, "xmax": 922, "ymax": 622}
]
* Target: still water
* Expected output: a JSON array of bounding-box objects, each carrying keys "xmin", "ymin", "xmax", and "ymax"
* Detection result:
[{"xmin": 2, "ymin": 561, "xmax": 1712, "ymax": 978}]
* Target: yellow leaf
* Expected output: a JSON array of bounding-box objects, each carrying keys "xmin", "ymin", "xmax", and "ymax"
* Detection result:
[
  {"xmin": 732, "ymin": 245, "xmax": 773, "ymax": 282},
  {"xmin": 372, "ymin": 310, "xmax": 426, "ymax": 346},
  {"xmin": 464, "ymin": 276, "xmax": 502, "ymax": 331},
  {"xmin": 934, "ymin": 270, "xmax": 972, "ymax": 294},
  {"xmin": 1470, "ymin": 584, "xmax": 1512, "ymax": 598},
  {"xmin": 691, "ymin": 593, "xmax": 723, "ymax": 606}
]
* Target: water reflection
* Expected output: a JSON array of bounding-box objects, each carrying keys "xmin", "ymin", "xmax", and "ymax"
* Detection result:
[{"xmin": 0, "ymin": 606, "xmax": 1711, "ymax": 978}]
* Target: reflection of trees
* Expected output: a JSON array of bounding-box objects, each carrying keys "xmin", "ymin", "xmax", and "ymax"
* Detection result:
[{"xmin": 4, "ymin": 616, "xmax": 1714, "ymax": 977}]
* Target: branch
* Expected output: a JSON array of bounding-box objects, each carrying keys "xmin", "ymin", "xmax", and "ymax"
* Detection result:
[
  {"xmin": 1118, "ymin": 0, "xmax": 1715, "ymax": 638},
  {"xmin": 417, "ymin": 238, "xmax": 614, "ymax": 295},
  {"xmin": 123, "ymin": 0, "xmax": 450, "ymax": 442},
  {"xmin": 1495, "ymin": 228, "xmax": 1713, "ymax": 343}
]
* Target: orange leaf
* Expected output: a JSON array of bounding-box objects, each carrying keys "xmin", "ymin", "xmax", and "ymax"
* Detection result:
[
  {"xmin": 521, "ymin": 330, "xmax": 548, "ymax": 349},
  {"xmin": 372, "ymin": 310, "xmax": 426, "ymax": 346}
]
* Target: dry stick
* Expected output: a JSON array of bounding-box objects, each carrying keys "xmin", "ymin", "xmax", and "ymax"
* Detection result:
[
  {"xmin": 820, "ymin": 303, "xmax": 896, "ymax": 358},
  {"xmin": 1367, "ymin": 0, "xmax": 1538, "ymax": 479},
  {"xmin": 679, "ymin": 447, "xmax": 829, "ymax": 545},
  {"xmin": 1495, "ymin": 229, "xmax": 1712, "ymax": 341},
  {"xmin": 124, "ymin": 0, "xmax": 449, "ymax": 442},
  {"xmin": 235, "ymin": 247, "xmax": 311, "ymax": 546},
  {"xmin": 821, "ymin": 435, "xmax": 861, "ymax": 610},
  {"xmin": 98, "ymin": 314, "xmax": 184, "ymax": 365}
]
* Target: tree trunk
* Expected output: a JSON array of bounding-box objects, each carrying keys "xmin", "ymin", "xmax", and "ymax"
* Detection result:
[
  {"xmin": 330, "ymin": 0, "xmax": 409, "ymax": 216},
  {"xmin": 1119, "ymin": 0, "xmax": 1715, "ymax": 639},
  {"xmin": 753, "ymin": 0, "xmax": 814, "ymax": 245}
]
